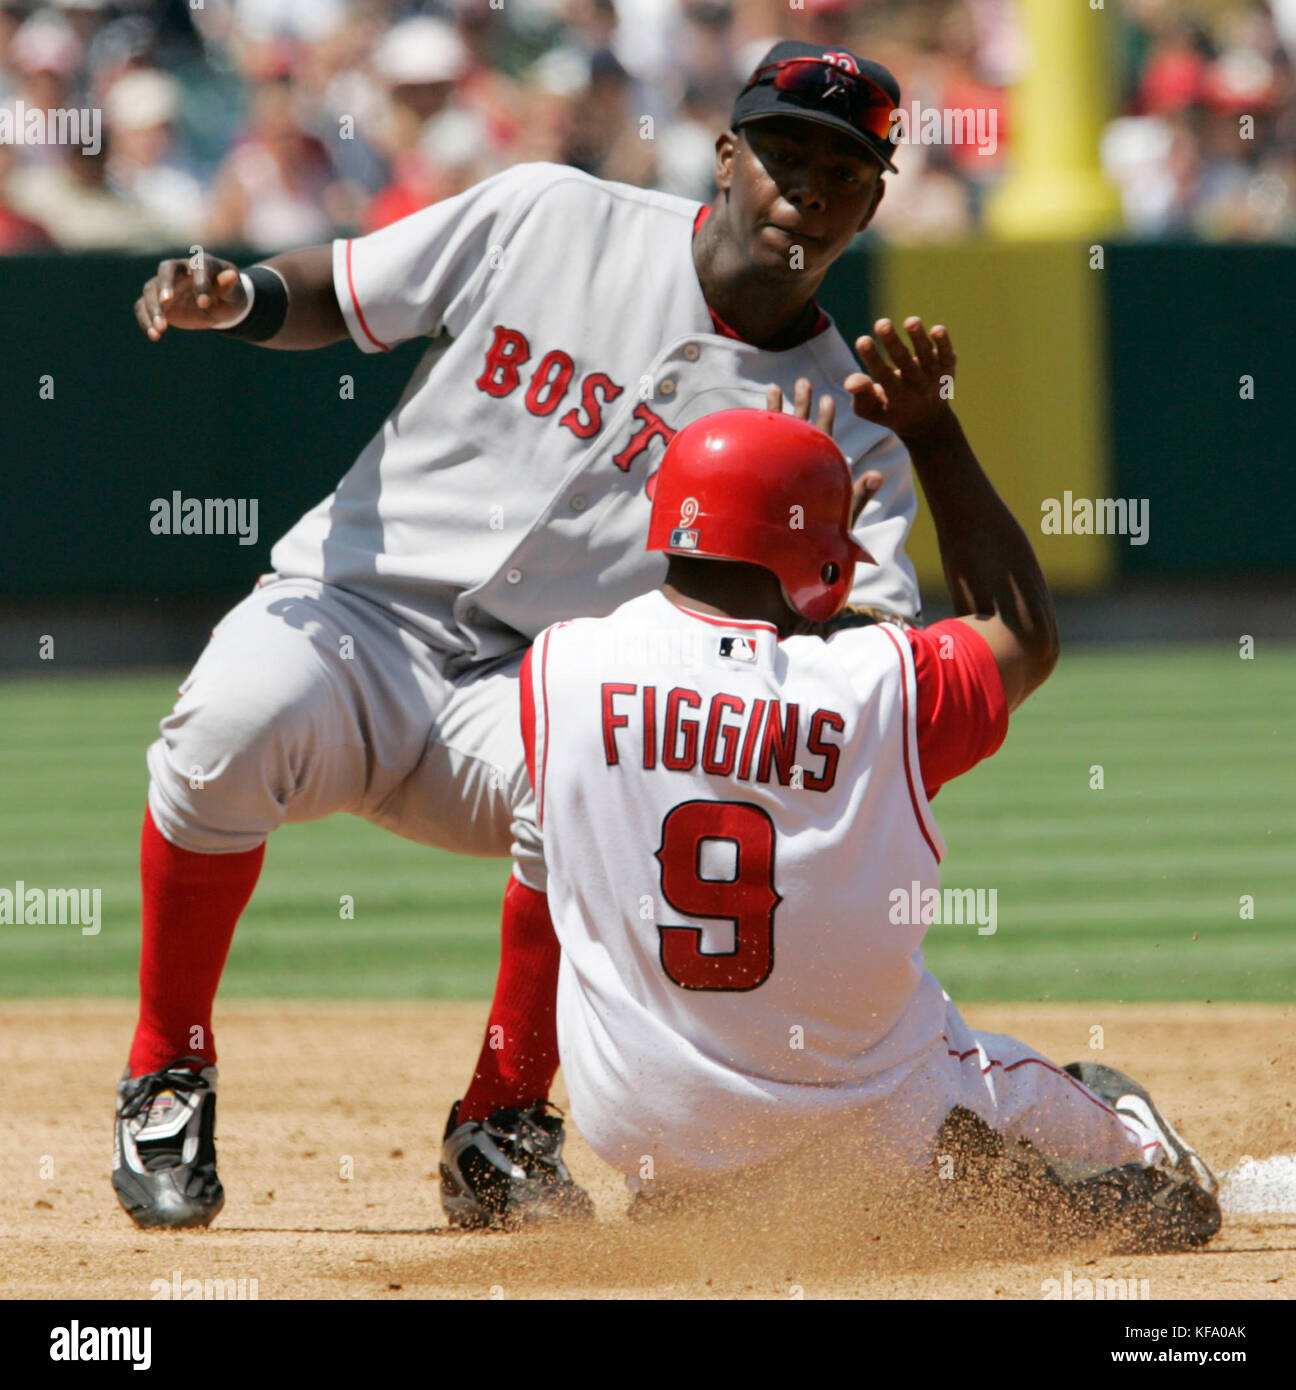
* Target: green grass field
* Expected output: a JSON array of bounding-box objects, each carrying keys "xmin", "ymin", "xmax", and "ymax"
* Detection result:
[{"xmin": 1, "ymin": 646, "xmax": 1291, "ymax": 1002}]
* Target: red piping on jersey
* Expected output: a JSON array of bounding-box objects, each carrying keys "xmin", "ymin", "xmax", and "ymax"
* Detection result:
[
  {"xmin": 518, "ymin": 646, "xmax": 537, "ymax": 794},
  {"xmin": 944, "ymin": 1040, "xmax": 1159, "ymax": 1151},
  {"xmin": 691, "ymin": 206, "xmax": 829, "ymax": 343},
  {"xmin": 878, "ymin": 625, "xmax": 941, "ymax": 865},
  {"xmin": 668, "ymin": 601, "xmax": 779, "ymax": 635},
  {"xmin": 538, "ymin": 630, "xmax": 552, "ymax": 827},
  {"xmin": 533, "ymin": 625, "xmax": 569, "ymax": 826},
  {"xmin": 345, "ymin": 239, "xmax": 390, "ymax": 353}
]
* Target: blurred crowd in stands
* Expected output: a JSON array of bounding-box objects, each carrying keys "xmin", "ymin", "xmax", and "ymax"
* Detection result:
[{"xmin": 2, "ymin": 0, "xmax": 1293, "ymax": 254}]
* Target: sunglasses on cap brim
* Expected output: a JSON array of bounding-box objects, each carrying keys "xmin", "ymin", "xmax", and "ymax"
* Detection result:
[{"xmin": 742, "ymin": 58, "xmax": 896, "ymax": 144}]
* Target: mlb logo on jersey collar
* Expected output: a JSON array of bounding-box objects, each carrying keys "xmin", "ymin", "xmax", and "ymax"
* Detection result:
[{"xmin": 719, "ymin": 635, "xmax": 758, "ymax": 663}]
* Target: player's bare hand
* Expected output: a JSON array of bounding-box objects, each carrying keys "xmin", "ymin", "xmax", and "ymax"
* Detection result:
[
  {"xmin": 845, "ymin": 317, "xmax": 956, "ymax": 444},
  {"xmin": 133, "ymin": 250, "xmax": 246, "ymax": 340},
  {"xmin": 765, "ymin": 377, "xmax": 835, "ymax": 435}
]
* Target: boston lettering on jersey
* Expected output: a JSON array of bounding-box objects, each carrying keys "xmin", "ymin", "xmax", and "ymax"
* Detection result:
[
  {"xmin": 600, "ymin": 682, "xmax": 846, "ymax": 791},
  {"xmin": 475, "ymin": 324, "xmax": 675, "ymax": 470}
]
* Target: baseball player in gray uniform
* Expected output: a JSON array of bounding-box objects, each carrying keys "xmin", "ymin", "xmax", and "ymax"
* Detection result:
[{"xmin": 114, "ymin": 40, "xmax": 927, "ymax": 1231}]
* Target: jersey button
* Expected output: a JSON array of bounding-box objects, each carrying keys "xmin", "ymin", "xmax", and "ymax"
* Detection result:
[
  {"xmin": 570, "ymin": 495, "xmax": 587, "ymax": 512},
  {"xmin": 505, "ymin": 569, "xmax": 523, "ymax": 585},
  {"xmin": 683, "ymin": 344, "xmax": 700, "ymax": 361},
  {"xmin": 659, "ymin": 378, "xmax": 676, "ymax": 396}
]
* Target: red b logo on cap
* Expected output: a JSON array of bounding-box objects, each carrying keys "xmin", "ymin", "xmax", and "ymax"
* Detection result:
[{"xmin": 822, "ymin": 51, "xmax": 859, "ymax": 74}]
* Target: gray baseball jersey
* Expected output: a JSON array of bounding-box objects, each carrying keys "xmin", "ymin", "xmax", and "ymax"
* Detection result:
[{"xmin": 270, "ymin": 162, "xmax": 920, "ymax": 662}]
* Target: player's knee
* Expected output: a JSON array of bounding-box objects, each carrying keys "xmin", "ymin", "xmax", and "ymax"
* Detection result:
[{"xmin": 148, "ymin": 661, "xmax": 351, "ymax": 843}]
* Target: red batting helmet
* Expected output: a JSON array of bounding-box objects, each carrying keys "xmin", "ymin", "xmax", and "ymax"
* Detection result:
[{"xmin": 646, "ymin": 409, "xmax": 873, "ymax": 623}]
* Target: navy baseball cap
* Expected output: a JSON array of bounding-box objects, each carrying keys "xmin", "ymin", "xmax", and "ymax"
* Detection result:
[{"xmin": 731, "ymin": 40, "xmax": 901, "ymax": 173}]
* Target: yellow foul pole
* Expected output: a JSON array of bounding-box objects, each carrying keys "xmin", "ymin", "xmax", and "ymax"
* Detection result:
[{"xmin": 986, "ymin": 0, "xmax": 1123, "ymax": 240}]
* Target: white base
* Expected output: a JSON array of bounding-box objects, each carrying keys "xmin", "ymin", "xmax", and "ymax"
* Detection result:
[{"xmin": 1219, "ymin": 1154, "xmax": 1296, "ymax": 1214}]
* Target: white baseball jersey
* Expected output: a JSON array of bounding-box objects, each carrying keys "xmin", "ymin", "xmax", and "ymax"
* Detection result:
[
  {"xmin": 525, "ymin": 589, "xmax": 950, "ymax": 1178},
  {"xmin": 269, "ymin": 163, "xmax": 920, "ymax": 663},
  {"xmin": 524, "ymin": 591, "xmax": 1164, "ymax": 1182}
]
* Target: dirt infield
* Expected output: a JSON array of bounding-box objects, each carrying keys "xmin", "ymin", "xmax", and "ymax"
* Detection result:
[{"xmin": 2, "ymin": 1000, "xmax": 1292, "ymax": 1300}]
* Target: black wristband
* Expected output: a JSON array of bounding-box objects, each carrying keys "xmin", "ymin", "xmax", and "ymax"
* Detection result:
[{"xmin": 219, "ymin": 265, "xmax": 290, "ymax": 342}]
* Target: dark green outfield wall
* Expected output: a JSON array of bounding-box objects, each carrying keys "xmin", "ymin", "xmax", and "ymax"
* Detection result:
[
  {"xmin": 1, "ymin": 242, "xmax": 1290, "ymax": 603},
  {"xmin": 1103, "ymin": 244, "xmax": 1292, "ymax": 577},
  {"xmin": 1, "ymin": 252, "xmax": 425, "ymax": 601}
]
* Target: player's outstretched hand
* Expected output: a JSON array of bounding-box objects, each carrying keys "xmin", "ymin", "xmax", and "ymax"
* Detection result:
[
  {"xmin": 845, "ymin": 317, "xmax": 956, "ymax": 444},
  {"xmin": 133, "ymin": 250, "xmax": 247, "ymax": 340}
]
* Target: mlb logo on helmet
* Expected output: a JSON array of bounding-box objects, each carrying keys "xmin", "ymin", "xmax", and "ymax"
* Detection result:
[{"xmin": 670, "ymin": 528, "xmax": 700, "ymax": 549}]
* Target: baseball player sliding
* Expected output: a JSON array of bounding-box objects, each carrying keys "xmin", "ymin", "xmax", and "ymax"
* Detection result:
[
  {"xmin": 113, "ymin": 40, "xmax": 932, "ymax": 1231},
  {"xmin": 523, "ymin": 382, "xmax": 1221, "ymax": 1250}
]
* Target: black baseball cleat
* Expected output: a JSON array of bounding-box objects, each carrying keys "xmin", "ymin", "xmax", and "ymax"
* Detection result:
[
  {"xmin": 1062, "ymin": 1061, "xmax": 1219, "ymax": 1196},
  {"xmin": 1054, "ymin": 1158, "xmax": 1223, "ymax": 1253},
  {"xmin": 935, "ymin": 1097, "xmax": 1222, "ymax": 1252},
  {"xmin": 1061, "ymin": 1062, "xmax": 1221, "ymax": 1249},
  {"xmin": 112, "ymin": 1057, "xmax": 224, "ymax": 1230},
  {"xmin": 439, "ymin": 1100, "xmax": 595, "ymax": 1230}
]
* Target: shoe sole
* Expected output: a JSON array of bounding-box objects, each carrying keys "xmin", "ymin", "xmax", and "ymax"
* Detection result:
[
  {"xmin": 113, "ymin": 1189, "xmax": 224, "ymax": 1230},
  {"xmin": 438, "ymin": 1162, "xmax": 594, "ymax": 1230},
  {"xmin": 112, "ymin": 1169, "xmax": 224, "ymax": 1230},
  {"xmin": 439, "ymin": 1164, "xmax": 498, "ymax": 1229}
]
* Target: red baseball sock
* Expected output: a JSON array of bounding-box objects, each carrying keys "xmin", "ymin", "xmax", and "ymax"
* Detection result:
[
  {"xmin": 458, "ymin": 876, "xmax": 561, "ymax": 1123},
  {"xmin": 128, "ymin": 805, "xmax": 265, "ymax": 1078}
]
